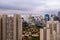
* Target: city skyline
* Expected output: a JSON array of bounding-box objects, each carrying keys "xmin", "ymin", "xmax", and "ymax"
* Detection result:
[
  {"xmin": 0, "ymin": 0, "xmax": 60, "ymax": 40},
  {"xmin": 0, "ymin": 13, "xmax": 60, "ymax": 40}
]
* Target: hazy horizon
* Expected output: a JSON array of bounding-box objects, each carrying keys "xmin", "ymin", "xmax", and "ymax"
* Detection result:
[{"xmin": 0, "ymin": 0, "xmax": 60, "ymax": 15}]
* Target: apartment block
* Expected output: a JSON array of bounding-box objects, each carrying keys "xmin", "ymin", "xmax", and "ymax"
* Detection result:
[
  {"xmin": 0, "ymin": 15, "xmax": 2, "ymax": 40},
  {"xmin": 13, "ymin": 14, "xmax": 22, "ymax": 40},
  {"xmin": 40, "ymin": 27, "xmax": 50, "ymax": 40},
  {"xmin": 1, "ymin": 15, "xmax": 8, "ymax": 40},
  {"xmin": 46, "ymin": 16, "xmax": 59, "ymax": 34},
  {"xmin": 0, "ymin": 14, "xmax": 22, "ymax": 40}
]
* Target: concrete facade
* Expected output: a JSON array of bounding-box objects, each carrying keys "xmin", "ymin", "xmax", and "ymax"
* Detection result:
[
  {"xmin": 1, "ymin": 15, "xmax": 7, "ymax": 40},
  {"xmin": 6, "ymin": 16, "xmax": 14, "ymax": 40},
  {"xmin": 0, "ymin": 14, "xmax": 22, "ymax": 40},
  {"xmin": 46, "ymin": 17, "xmax": 59, "ymax": 40},
  {"xmin": 13, "ymin": 14, "xmax": 22, "ymax": 40},
  {"xmin": 40, "ymin": 28, "xmax": 50, "ymax": 40},
  {"xmin": 46, "ymin": 17, "xmax": 59, "ymax": 34},
  {"xmin": 46, "ymin": 28, "xmax": 50, "ymax": 40},
  {"xmin": 40, "ymin": 28, "xmax": 44, "ymax": 40},
  {"xmin": 0, "ymin": 15, "xmax": 1, "ymax": 40}
]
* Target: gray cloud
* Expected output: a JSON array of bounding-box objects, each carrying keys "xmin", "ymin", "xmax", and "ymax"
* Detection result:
[
  {"xmin": 0, "ymin": 0, "xmax": 45, "ymax": 11},
  {"xmin": 0, "ymin": 0, "xmax": 60, "ymax": 15}
]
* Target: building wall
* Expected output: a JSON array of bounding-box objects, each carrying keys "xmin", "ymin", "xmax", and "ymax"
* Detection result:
[
  {"xmin": 6, "ymin": 17, "xmax": 14, "ymax": 40},
  {"xmin": 18, "ymin": 15, "xmax": 22, "ymax": 40},
  {"xmin": 40, "ymin": 28, "xmax": 50, "ymax": 40},
  {"xmin": 47, "ymin": 21, "xmax": 59, "ymax": 34},
  {"xmin": 0, "ymin": 16, "xmax": 1, "ymax": 40},
  {"xmin": 40, "ymin": 28, "xmax": 44, "ymax": 40},
  {"xmin": 13, "ymin": 14, "xmax": 22, "ymax": 40},
  {"xmin": 1, "ymin": 15, "xmax": 7, "ymax": 40},
  {"xmin": 0, "ymin": 14, "xmax": 22, "ymax": 40},
  {"xmin": 46, "ymin": 29, "xmax": 50, "ymax": 40}
]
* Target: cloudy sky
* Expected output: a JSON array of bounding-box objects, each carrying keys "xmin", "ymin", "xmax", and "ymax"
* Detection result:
[{"xmin": 0, "ymin": 0, "xmax": 60, "ymax": 15}]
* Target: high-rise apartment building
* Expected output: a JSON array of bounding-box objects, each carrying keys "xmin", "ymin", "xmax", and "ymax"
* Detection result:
[
  {"xmin": 0, "ymin": 14, "xmax": 22, "ymax": 40},
  {"xmin": 13, "ymin": 14, "xmax": 22, "ymax": 40},
  {"xmin": 0, "ymin": 15, "xmax": 2, "ymax": 40},
  {"xmin": 1, "ymin": 15, "xmax": 8, "ymax": 40},
  {"xmin": 46, "ymin": 16, "xmax": 60, "ymax": 40},
  {"xmin": 40, "ymin": 27, "xmax": 50, "ymax": 40},
  {"xmin": 46, "ymin": 16, "xmax": 59, "ymax": 34},
  {"xmin": 6, "ymin": 16, "xmax": 14, "ymax": 40}
]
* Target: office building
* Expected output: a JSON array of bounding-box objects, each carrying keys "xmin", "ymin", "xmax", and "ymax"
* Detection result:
[
  {"xmin": 54, "ymin": 15, "xmax": 59, "ymax": 21},
  {"xmin": 58, "ymin": 11, "xmax": 60, "ymax": 17},
  {"xmin": 58, "ymin": 11, "xmax": 60, "ymax": 22},
  {"xmin": 45, "ymin": 14, "xmax": 50, "ymax": 21},
  {"xmin": 40, "ymin": 28, "xmax": 44, "ymax": 40}
]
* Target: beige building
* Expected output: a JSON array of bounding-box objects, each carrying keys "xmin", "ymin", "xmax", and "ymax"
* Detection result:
[
  {"xmin": 46, "ymin": 17, "xmax": 58, "ymax": 40},
  {"xmin": 40, "ymin": 28, "xmax": 44, "ymax": 40},
  {"xmin": 6, "ymin": 16, "xmax": 14, "ymax": 40},
  {"xmin": 40, "ymin": 27, "xmax": 50, "ymax": 40},
  {"xmin": 13, "ymin": 14, "xmax": 22, "ymax": 40},
  {"xmin": 0, "ymin": 14, "xmax": 22, "ymax": 40},
  {"xmin": 46, "ymin": 16, "xmax": 59, "ymax": 34},
  {"xmin": 53, "ymin": 31, "xmax": 57, "ymax": 40},
  {"xmin": 0, "ymin": 15, "xmax": 1, "ymax": 40},
  {"xmin": 1, "ymin": 15, "xmax": 8, "ymax": 40}
]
